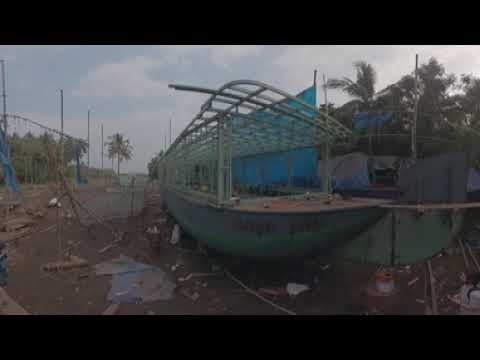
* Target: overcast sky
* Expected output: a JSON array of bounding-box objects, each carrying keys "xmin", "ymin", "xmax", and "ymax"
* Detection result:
[{"xmin": 1, "ymin": 45, "xmax": 479, "ymax": 173}]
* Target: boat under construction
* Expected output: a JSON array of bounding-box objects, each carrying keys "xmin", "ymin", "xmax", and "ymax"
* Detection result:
[{"xmin": 158, "ymin": 79, "xmax": 480, "ymax": 265}]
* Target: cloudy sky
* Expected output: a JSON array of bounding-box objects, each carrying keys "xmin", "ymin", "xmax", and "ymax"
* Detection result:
[{"xmin": 1, "ymin": 45, "xmax": 479, "ymax": 173}]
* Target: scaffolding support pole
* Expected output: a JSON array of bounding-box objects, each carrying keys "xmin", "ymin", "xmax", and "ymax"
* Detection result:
[{"xmin": 217, "ymin": 120, "xmax": 224, "ymax": 205}]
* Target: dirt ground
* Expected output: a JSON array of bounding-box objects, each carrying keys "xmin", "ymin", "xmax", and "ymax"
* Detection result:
[{"xmin": 0, "ymin": 183, "xmax": 477, "ymax": 315}]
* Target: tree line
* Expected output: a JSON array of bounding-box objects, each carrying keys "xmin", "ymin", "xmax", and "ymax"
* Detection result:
[{"xmin": 0, "ymin": 131, "xmax": 133, "ymax": 185}]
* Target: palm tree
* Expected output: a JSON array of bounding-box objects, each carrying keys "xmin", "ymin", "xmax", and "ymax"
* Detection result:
[
  {"xmin": 327, "ymin": 61, "xmax": 377, "ymax": 111},
  {"xmin": 106, "ymin": 133, "xmax": 133, "ymax": 175}
]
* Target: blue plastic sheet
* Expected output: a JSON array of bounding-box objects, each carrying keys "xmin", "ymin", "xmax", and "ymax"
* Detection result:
[
  {"xmin": 0, "ymin": 128, "xmax": 20, "ymax": 193},
  {"xmin": 353, "ymin": 111, "xmax": 393, "ymax": 130},
  {"xmin": 232, "ymin": 86, "xmax": 320, "ymax": 188}
]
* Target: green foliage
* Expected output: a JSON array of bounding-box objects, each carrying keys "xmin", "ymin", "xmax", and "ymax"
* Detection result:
[
  {"xmin": 106, "ymin": 133, "xmax": 133, "ymax": 175},
  {"xmin": 0, "ymin": 131, "xmax": 87, "ymax": 185},
  {"xmin": 147, "ymin": 150, "xmax": 164, "ymax": 180},
  {"xmin": 327, "ymin": 57, "xmax": 480, "ymax": 164}
]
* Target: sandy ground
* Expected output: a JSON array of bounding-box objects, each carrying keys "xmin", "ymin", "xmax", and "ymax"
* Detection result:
[{"xmin": 0, "ymin": 183, "xmax": 477, "ymax": 315}]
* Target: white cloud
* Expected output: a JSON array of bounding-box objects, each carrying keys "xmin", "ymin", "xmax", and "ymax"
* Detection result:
[{"xmin": 73, "ymin": 55, "xmax": 168, "ymax": 98}]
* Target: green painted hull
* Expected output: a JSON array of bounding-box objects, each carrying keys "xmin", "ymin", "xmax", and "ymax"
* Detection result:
[
  {"xmin": 163, "ymin": 189, "xmax": 387, "ymax": 259},
  {"xmin": 335, "ymin": 208, "xmax": 465, "ymax": 265}
]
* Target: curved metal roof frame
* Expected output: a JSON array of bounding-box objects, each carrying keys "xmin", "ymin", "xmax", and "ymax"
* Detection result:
[{"xmin": 163, "ymin": 80, "xmax": 352, "ymax": 163}]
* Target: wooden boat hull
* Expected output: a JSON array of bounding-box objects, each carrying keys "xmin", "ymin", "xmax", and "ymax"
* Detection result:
[{"xmin": 163, "ymin": 189, "xmax": 387, "ymax": 259}]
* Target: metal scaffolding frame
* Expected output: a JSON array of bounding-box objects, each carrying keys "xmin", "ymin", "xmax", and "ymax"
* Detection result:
[{"xmin": 159, "ymin": 80, "xmax": 352, "ymax": 206}]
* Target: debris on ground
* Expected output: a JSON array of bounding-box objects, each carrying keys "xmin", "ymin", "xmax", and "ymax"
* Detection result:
[
  {"xmin": 0, "ymin": 228, "xmax": 32, "ymax": 243},
  {"xmin": 180, "ymin": 288, "xmax": 200, "ymax": 302},
  {"xmin": 42, "ymin": 255, "xmax": 89, "ymax": 272},
  {"xmin": 286, "ymin": 283, "xmax": 310, "ymax": 297},
  {"xmin": 0, "ymin": 287, "xmax": 29, "ymax": 315},
  {"xmin": 258, "ymin": 287, "xmax": 286, "ymax": 297},
  {"xmin": 408, "ymin": 277, "xmax": 420, "ymax": 287},
  {"xmin": 48, "ymin": 198, "xmax": 61, "ymax": 208},
  {"xmin": 147, "ymin": 310, "xmax": 156, "ymax": 315},
  {"xmin": 146, "ymin": 226, "xmax": 160, "ymax": 235},
  {"xmin": 2, "ymin": 217, "xmax": 36, "ymax": 232},
  {"xmin": 102, "ymin": 303, "xmax": 120, "ymax": 315},
  {"xmin": 170, "ymin": 224, "xmax": 181, "ymax": 245},
  {"xmin": 321, "ymin": 264, "xmax": 331, "ymax": 271},
  {"xmin": 96, "ymin": 255, "xmax": 176, "ymax": 304},
  {"xmin": 178, "ymin": 272, "xmax": 221, "ymax": 282}
]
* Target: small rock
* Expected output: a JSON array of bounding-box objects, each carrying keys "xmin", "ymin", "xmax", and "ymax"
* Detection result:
[
  {"xmin": 202, "ymin": 282, "xmax": 208, "ymax": 288},
  {"xmin": 147, "ymin": 310, "xmax": 156, "ymax": 315},
  {"xmin": 88, "ymin": 301, "xmax": 93, "ymax": 305},
  {"xmin": 75, "ymin": 287, "xmax": 80, "ymax": 293}
]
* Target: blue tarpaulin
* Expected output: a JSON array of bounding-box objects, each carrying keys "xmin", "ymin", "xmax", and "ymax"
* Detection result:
[
  {"xmin": 468, "ymin": 168, "xmax": 480, "ymax": 192},
  {"xmin": 232, "ymin": 85, "xmax": 320, "ymax": 188},
  {"xmin": 0, "ymin": 128, "xmax": 20, "ymax": 194},
  {"xmin": 74, "ymin": 142, "xmax": 87, "ymax": 184},
  {"xmin": 353, "ymin": 111, "xmax": 393, "ymax": 130}
]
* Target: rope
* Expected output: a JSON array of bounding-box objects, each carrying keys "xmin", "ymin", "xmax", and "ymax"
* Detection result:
[{"xmin": 224, "ymin": 269, "xmax": 296, "ymax": 315}]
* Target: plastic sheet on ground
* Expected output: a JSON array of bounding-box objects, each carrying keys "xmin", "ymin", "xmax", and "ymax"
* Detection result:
[
  {"xmin": 94, "ymin": 255, "xmax": 153, "ymax": 276},
  {"xmin": 95, "ymin": 255, "xmax": 176, "ymax": 304}
]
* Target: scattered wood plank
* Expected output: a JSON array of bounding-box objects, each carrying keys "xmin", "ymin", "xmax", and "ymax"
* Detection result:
[
  {"xmin": 0, "ymin": 228, "xmax": 32, "ymax": 243},
  {"xmin": 0, "ymin": 288, "xmax": 30, "ymax": 315},
  {"xmin": 102, "ymin": 303, "xmax": 120, "ymax": 315},
  {"xmin": 2, "ymin": 217, "xmax": 36, "ymax": 232},
  {"xmin": 42, "ymin": 255, "xmax": 89, "ymax": 272}
]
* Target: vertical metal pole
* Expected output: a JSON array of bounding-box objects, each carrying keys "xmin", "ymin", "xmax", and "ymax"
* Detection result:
[
  {"xmin": 60, "ymin": 90, "xmax": 64, "ymax": 171},
  {"xmin": 169, "ymin": 117, "xmax": 172, "ymax": 146},
  {"xmin": 412, "ymin": 54, "xmax": 419, "ymax": 162},
  {"xmin": 87, "ymin": 109, "xmax": 90, "ymax": 176},
  {"xmin": 101, "ymin": 123, "xmax": 104, "ymax": 170},
  {"xmin": 322, "ymin": 73, "xmax": 331, "ymax": 194},
  {"xmin": 1, "ymin": 60, "xmax": 7, "ymax": 142},
  {"xmin": 217, "ymin": 120, "xmax": 224, "ymax": 205}
]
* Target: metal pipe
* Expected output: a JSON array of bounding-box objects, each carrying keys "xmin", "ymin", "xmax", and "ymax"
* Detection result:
[
  {"xmin": 87, "ymin": 109, "xmax": 90, "ymax": 174},
  {"xmin": 1, "ymin": 60, "xmax": 7, "ymax": 143},
  {"xmin": 412, "ymin": 54, "xmax": 419, "ymax": 162}
]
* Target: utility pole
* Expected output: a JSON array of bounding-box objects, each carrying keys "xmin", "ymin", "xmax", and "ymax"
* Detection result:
[
  {"xmin": 87, "ymin": 109, "xmax": 90, "ymax": 176},
  {"xmin": 412, "ymin": 54, "xmax": 419, "ymax": 162},
  {"xmin": 60, "ymin": 89, "xmax": 64, "ymax": 171},
  {"xmin": 1, "ymin": 60, "xmax": 7, "ymax": 144},
  {"xmin": 169, "ymin": 117, "xmax": 172, "ymax": 145},
  {"xmin": 322, "ymin": 73, "xmax": 331, "ymax": 194},
  {"xmin": 101, "ymin": 123, "xmax": 104, "ymax": 170}
]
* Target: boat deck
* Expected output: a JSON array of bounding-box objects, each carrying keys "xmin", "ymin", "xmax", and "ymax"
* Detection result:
[{"xmin": 231, "ymin": 197, "xmax": 392, "ymax": 213}]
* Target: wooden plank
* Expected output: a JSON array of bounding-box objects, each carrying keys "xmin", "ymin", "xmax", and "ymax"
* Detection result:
[
  {"xmin": 102, "ymin": 303, "xmax": 120, "ymax": 315},
  {"xmin": 0, "ymin": 288, "xmax": 30, "ymax": 315},
  {"xmin": 42, "ymin": 255, "xmax": 89, "ymax": 272},
  {"xmin": 0, "ymin": 228, "xmax": 32, "ymax": 243}
]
